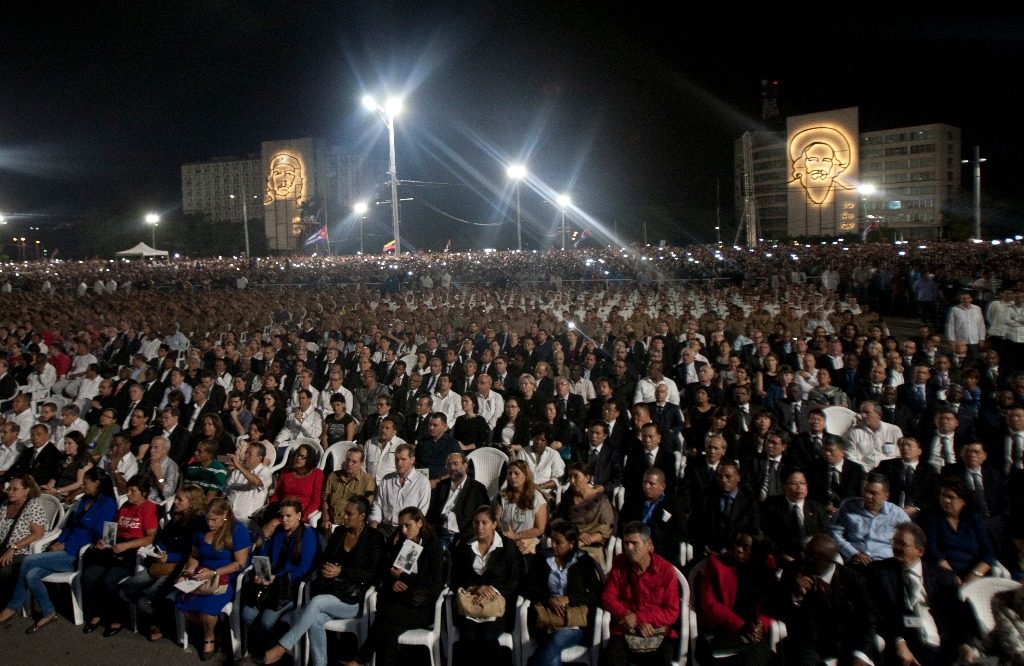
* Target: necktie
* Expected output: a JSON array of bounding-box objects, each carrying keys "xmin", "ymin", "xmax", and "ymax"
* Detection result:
[
  {"xmin": 588, "ymin": 448, "xmax": 598, "ymax": 467},
  {"xmin": 941, "ymin": 436, "xmax": 953, "ymax": 465},
  {"xmin": 792, "ymin": 404, "xmax": 800, "ymax": 433},
  {"xmin": 562, "ymin": 398, "xmax": 569, "ymax": 420},
  {"xmin": 829, "ymin": 468, "xmax": 840, "ymax": 494},
  {"xmin": 123, "ymin": 402, "xmax": 137, "ymax": 429},
  {"xmin": 721, "ymin": 495, "xmax": 734, "ymax": 515},
  {"xmin": 647, "ymin": 451, "xmax": 656, "ymax": 468},
  {"xmin": 812, "ymin": 435, "xmax": 822, "ymax": 451},
  {"xmin": 972, "ymin": 471, "xmax": 989, "ymax": 517},
  {"xmin": 416, "ymin": 416, "xmax": 423, "ymax": 434},
  {"xmin": 903, "ymin": 568, "xmax": 941, "ymax": 646},
  {"xmin": 902, "ymin": 464, "xmax": 915, "ymax": 508},
  {"xmin": 792, "ymin": 503, "xmax": 805, "ymax": 541},
  {"xmin": 1014, "ymin": 434, "xmax": 1023, "ymax": 470}
]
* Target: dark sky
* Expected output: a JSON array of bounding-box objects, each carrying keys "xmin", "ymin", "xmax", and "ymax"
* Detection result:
[{"xmin": 1, "ymin": 4, "xmax": 1021, "ymax": 250}]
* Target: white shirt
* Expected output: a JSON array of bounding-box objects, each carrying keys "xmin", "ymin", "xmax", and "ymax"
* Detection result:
[
  {"xmin": 843, "ymin": 421, "xmax": 904, "ymax": 470},
  {"xmin": 515, "ymin": 446, "xmax": 565, "ymax": 487},
  {"xmin": 5, "ymin": 409, "xmax": 36, "ymax": 444},
  {"xmin": 470, "ymin": 533, "xmax": 506, "ymax": 577},
  {"xmin": 0, "ymin": 441, "xmax": 24, "ymax": 472},
  {"xmin": 319, "ymin": 384, "xmax": 354, "ymax": 415},
  {"xmin": 477, "ymin": 390, "xmax": 505, "ymax": 430},
  {"xmin": 946, "ymin": 303, "xmax": 986, "ymax": 344},
  {"xmin": 633, "ymin": 376, "xmax": 680, "ymax": 406},
  {"xmin": 102, "ymin": 451, "xmax": 139, "ymax": 481},
  {"xmin": 369, "ymin": 469, "xmax": 431, "ymax": 526},
  {"xmin": 928, "ymin": 432, "xmax": 957, "ymax": 470},
  {"xmin": 276, "ymin": 405, "xmax": 324, "ymax": 444},
  {"xmin": 227, "ymin": 464, "xmax": 274, "ymax": 520},
  {"xmin": 365, "ymin": 436, "xmax": 406, "ymax": 483},
  {"xmin": 432, "ymin": 390, "xmax": 464, "ymax": 425}
]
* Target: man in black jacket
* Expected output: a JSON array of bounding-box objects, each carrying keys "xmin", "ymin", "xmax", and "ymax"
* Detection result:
[
  {"xmin": 761, "ymin": 468, "xmax": 829, "ymax": 563},
  {"xmin": 427, "ymin": 452, "xmax": 490, "ymax": 549},
  {"xmin": 618, "ymin": 467, "xmax": 688, "ymax": 567}
]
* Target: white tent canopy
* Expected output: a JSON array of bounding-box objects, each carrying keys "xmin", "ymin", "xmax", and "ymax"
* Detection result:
[{"xmin": 115, "ymin": 242, "xmax": 168, "ymax": 257}]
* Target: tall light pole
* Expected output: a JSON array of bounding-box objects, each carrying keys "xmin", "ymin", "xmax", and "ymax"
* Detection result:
[
  {"xmin": 962, "ymin": 146, "xmax": 987, "ymax": 240},
  {"xmin": 145, "ymin": 213, "xmax": 160, "ymax": 248},
  {"xmin": 507, "ymin": 164, "xmax": 527, "ymax": 250},
  {"xmin": 229, "ymin": 184, "xmax": 257, "ymax": 256},
  {"xmin": 363, "ymin": 94, "xmax": 403, "ymax": 257},
  {"xmin": 353, "ymin": 201, "xmax": 368, "ymax": 254},
  {"xmin": 556, "ymin": 194, "xmax": 571, "ymax": 251}
]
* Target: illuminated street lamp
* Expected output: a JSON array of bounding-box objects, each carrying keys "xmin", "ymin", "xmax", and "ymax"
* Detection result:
[
  {"xmin": 962, "ymin": 146, "xmax": 987, "ymax": 240},
  {"xmin": 229, "ymin": 185, "xmax": 257, "ymax": 256},
  {"xmin": 362, "ymin": 94, "xmax": 404, "ymax": 257},
  {"xmin": 556, "ymin": 194, "xmax": 571, "ymax": 251},
  {"xmin": 145, "ymin": 213, "xmax": 160, "ymax": 248},
  {"xmin": 353, "ymin": 201, "xmax": 368, "ymax": 254},
  {"xmin": 507, "ymin": 164, "xmax": 527, "ymax": 251}
]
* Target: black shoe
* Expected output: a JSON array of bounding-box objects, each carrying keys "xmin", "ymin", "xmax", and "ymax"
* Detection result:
[
  {"xmin": 102, "ymin": 626, "xmax": 123, "ymax": 638},
  {"xmin": 25, "ymin": 615, "xmax": 58, "ymax": 634},
  {"xmin": 82, "ymin": 622, "xmax": 100, "ymax": 634}
]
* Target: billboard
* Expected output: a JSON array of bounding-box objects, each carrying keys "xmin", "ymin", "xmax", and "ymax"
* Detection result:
[
  {"xmin": 262, "ymin": 138, "xmax": 314, "ymax": 251},
  {"xmin": 786, "ymin": 107, "xmax": 859, "ymax": 237}
]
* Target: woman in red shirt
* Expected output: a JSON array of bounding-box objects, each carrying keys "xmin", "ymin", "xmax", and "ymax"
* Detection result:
[
  {"xmin": 80, "ymin": 474, "xmax": 158, "ymax": 636},
  {"xmin": 261, "ymin": 443, "xmax": 323, "ymax": 539}
]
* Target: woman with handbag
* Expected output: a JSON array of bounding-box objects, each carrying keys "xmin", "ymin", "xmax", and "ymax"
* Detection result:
[
  {"xmin": 174, "ymin": 497, "xmax": 252, "ymax": 661},
  {"xmin": 119, "ymin": 484, "xmax": 207, "ymax": 643},
  {"xmin": 0, "ymin": 474, "xmax": 48, "ymax": 607},
  {"xmin": 0, "ymin": 468, "xmax": 115, "ymax": 632},
  {"xmin": 41, "ymin": 431, "xmax": 93, "ymax": 503},
  {"xmin": 450, "ymin": 505, "xmax": 523, "ymax": 666},
  {"xmin": 554, "ymin": 462, "xmax": 614, "ymax": 570},
  {"xmin": 346, "ymin": 506, "xmax": 445, "ymax": 666},
  {"xmin": 80, "ymin": 474, "xmax": 159, "ymax": 636},
  {"xmin": 524, "ymin": 519, "xmax": 604, "ymax": 666},
  {"xmin": 242, "ymin": 498, "xmax": 317, "ymax": 660},
  {"xmin": 260, "ymin": 496, "xmax": 384, "ymax": 666}
]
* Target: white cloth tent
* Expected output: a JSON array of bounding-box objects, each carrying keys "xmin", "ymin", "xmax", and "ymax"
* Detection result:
[{"xmin": 115, "ymin": 242, "xmax": 168, "ymax": 258}]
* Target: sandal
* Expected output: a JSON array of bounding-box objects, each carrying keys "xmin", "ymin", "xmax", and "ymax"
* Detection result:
[{"xmin": 199, "ymin": 639, "xmax": 217, "ymax": 662}]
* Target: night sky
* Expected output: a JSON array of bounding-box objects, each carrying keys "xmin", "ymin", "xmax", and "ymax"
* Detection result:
[{"xmin": 1, "ymin": 4, "xmax": 1021, "ymax": 253}]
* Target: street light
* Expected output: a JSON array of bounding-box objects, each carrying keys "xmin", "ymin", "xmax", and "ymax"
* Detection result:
[
  {"xmin": 962, "ymin": 146, "xmax": 987, "ymax": 240},
  {"xmin": 362, "ymin": 94, "xmax": 404, "ymax": 257},
  {"xmin": 145, "ymin": 213, "xmax": 160, "ymax": 248},
  {"xmin": 229, "ymin": 186, "xmax": 258, "ymax": 256},
  {"xmin": 507, "ymin": 164, "xmax": 527, "ymax": 251},
  {"xmin": 556, "ymin": 194, "xmax": 571, "ymax": 251},
  {"xmin": 353, "ymin": 201, "xmax": 368, "ymax": 254}
]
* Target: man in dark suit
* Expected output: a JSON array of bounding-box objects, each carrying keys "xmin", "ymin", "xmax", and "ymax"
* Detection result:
[
  {"xmin": 404, "ymin": 394, "xmax": 433, "ymax": 444},
  {"xmin": 774, "ymin": 383, "xmax": 810, "ymax": 436},
  {"xmin": 618, "ymin": 467, "xmax": 688, "ymax": 567},
  {"xmin": 683, "ymin": 435, "xmax": 727, "ymax": 504},
  {"xmin": 155, "ymin": 407, "xmax": 191, "ymax": 467},
  {"xmin": 358, "ymin": 395, "xmax": 395, "ymax": 445},
  {"xmin": 621, "ymin": 423, "xmax": 677, "ymax": 507},
  {"xmin": 808, "ymin": 438, "xmax": 866, "ymax": 513},
  {"xmin": 553, "ymin": 377, "xmax": 587, "ymax": 429},
  {"xmin": 917, "ymin": 407, "xmax": 967, "ymax": 471},
  {"xmin": 742, "ymin": 430, "xmax": 790, "ymax": 501},
  {"xmin": 2, "ymin": 423, "xmax": 62, "ymax": 487},
  {"xmin": 897, "ymin": 365, "xmax": 937, "ymax": 433},
  {"xmin": 787, "ymin": 407, "xmax": 829, "ymax": 471},
  {"xmin": 572, "ymin": 421, "xmax": 622, "ymax": 499},
  {"xmin": 868, "ymin": 523, "xmax": 976, "ymax": 665},
  {"xmin": 873, "ymin": 436, "xmax": 938, "ymax": 517},
  {"xmin": 427, "ymin": 452, "xmax": 490, "ymax": 549},
  {"xmin": 688, "ymin": 461, "xmax": 760, "ymax": 556},
  {"xmin": 777, "ymin": 534, "xmax": 880, "ymax": 665},
  {"xmin": 942, "ymin": 441, "xmax": 1005, "ymax": 519},
  {"xmin": 761, "ymin": 468, "xmax": 829, "ymax": 562},
  {"xmin": 880, "ymin": 386, "xmax": 915, "ymax": 434}
]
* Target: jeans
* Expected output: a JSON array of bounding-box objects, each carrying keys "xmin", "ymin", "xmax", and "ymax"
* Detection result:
[
  {"xmin": 5, "ymin": 550, "xmax": 75, "ymax": 618},
  {"xmin": 242, "ymin": 601, "xmax": 295, "ymax": 655},
  {"xmin": 277, "ymin": 594, "xmax": 361, "ymax": 666},
  {"xmin": 119, "ymin": 570, "xmax": 173, "ymax": 620},
  {"xmin": 530, "ymin": 627, "xmax": 584, "ymax": 666}
]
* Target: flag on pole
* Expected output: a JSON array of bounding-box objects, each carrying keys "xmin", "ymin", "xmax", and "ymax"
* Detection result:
[
  {"xmin": 304, "ymin": 225, "xmax": 328, "ymax": 247},
  {"xmin": 382, "ymin": 239, "xmax": 397, "ymax": 254},
  {"xmin": 860, "ymin": 221, "xmax": 880, "ymax": 241}
]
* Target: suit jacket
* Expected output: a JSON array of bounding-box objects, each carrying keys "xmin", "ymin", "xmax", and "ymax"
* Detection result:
[
  {"xmin": 404, "ymin": 412, "xmax": 431, "ymax": 444},
  {"xmin": 761, "ymin": 495, "xmax": 828, "ymax": 561},
  {"xmin": 941, "ymin": 462, "xmax": 1005, "ymax": 518},
  {"xmin": 572, "ymin": 443, "xmax": 623, "ymax": 499},
  {"xmin": 741, "ymin": 454, "xmax": 787, "ymax": 500},
  {"xmin": 778, "ymin": 561, "xmax": 879, "ymax": 662},
  {"xmin": 621, "ymin": 445, "xmax": 677, "ymax": 506},
  {"xmin": 867, "ymin": 558, "xmax": 972, "ymax": 661},
  {"xmin": 619, "ymin": 493, "xmax": 688, "ymax": 567},
  {"xmin": 874, "ymin": 458, "xmax": 939, "ymax": 512},
  {"xmin": 554, "ymin": 393, "xmax": 587, "ymax": 429},
  {"xmin": 649, "ymin": 402, "xmax": 685, "ymax": 438},
  {"xmin": 773, "ymin": 399, "xmax": 810, "ymax": 436},
  {"xmin": 427, "ymin": 477, "xmax": 491, "ymax": 541},
  {"xmin": 808, "ymin": 458, "xmax": 866, "ymax": 508},
  {"xmin": 4, "ymin": 443, "xmax": 63, "ymax": 487},
  {"xmin": 688, "ymin": 487, "xmax": 760, "ymax": 555},
  {"xmin": 880, "ymin": 402, "xmax": 915, "ymax": 435},
  {"xmin": 160, "ymin": 424, "xmax": 192, "ymax": 467},
  {"xmin": 683, "ymin": 458, "xmax": 721, "ymax": 504}
]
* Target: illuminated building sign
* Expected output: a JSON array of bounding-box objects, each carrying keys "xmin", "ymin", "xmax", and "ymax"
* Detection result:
[
  {"xmin": 786, "ymin": 107, "xmax": 859, "ymax": 237},
  {"xmin": 262, "ymin": 140, "xmax": 313, "ymax": 251},
  {"xmin": 264, "ymin": 152, "xmax": 306, "ymax": 203}
]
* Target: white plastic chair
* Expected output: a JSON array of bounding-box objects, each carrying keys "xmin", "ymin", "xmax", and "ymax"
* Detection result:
[
  {"xmin": 319, "ymin": 441, "xmax": 356, "ymax": 473},
  {"xmin": 293, "ymin": 437, "xmax": 325, "ymax": 464},
  {"xmin": 612, "ymin": 486, "xmax": 625, "ymax": 512},
  {"xmin": 444, "ymin": 593, "xmax": 522, "ymax": 666},
  {"xmin": 305, "ymin": 586, "xmax": 377, "ymax": 664},
  {"xmin": 466, "ymin": 448, "xmax": 509, "ymax": 500},
  {"xmin": 669, "ymin": 565, "xmax": 692, "ymax": 666},
  {"xmin": 603, "ymin": 536, "xmax": 619, "ymax": 575},
  {"xmin": 518, "ymin": 600, "xmax": 605, "ymax": 666},
  {"xmin": 960, "ymin": 577, "xmax": 1021, "ymax": 635},
  {"xmin": 375, "ymin": 586, "xmax": 448, "ymax": 666},
  {"xmin": 35, "ymin": 543, "xmax": 90, "ymax": 625},
  {"xmin": 31, "ymin": 494, "xmax": 65, "ymax": 553},
  {"xmin": 822, "ymin": 406, "xmax": 858, "ymax": 437},
  {"xmin": 400, "ymin": 354, "xmax": 419, "ymax": 376},
  {"xmin": 175, "ymin": 564, "xmax": 248, "ymax": 660}
]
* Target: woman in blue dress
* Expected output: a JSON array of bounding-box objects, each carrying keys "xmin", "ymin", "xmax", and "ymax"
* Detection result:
[{"xmin": 175, "ymin": 497, "xmax": 251, "ymax": 661}]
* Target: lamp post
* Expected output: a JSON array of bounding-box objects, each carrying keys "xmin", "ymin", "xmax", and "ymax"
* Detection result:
[
  {"xmin": 556, "ymin": 194, "xmax": 571, "ymax": 251},
  {"xmin": 507, "ymin": 164, "xmax": 527, "ymax": 250},
  {"xmin": 229, "ymin": 184, "xmax": 256, "ymax": 256},
  {"xmin": 362, "ymin": 94, "xmax": 403, "ymax": 257},
  {"xmin": 145, "ymin": 213, "xmax": 160, "ymax": 248},
  {"xmin": 353, "ymin": 201, "xmax": 368, "ymax": 254},
  {"xmin": 962, "ymin": 146, "xmax": 987, "ymax": 240}
]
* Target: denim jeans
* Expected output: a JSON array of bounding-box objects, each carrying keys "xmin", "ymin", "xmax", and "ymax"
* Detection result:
[
  {"xmin": 277, "ymin": 594, "xmax": 361, "ymax": 666},
  {"xmin": 242, "ymin": 601, "xmax": 295, "ymax": 655},
  {"xmin": 530, "ymin": 627, "xmax": 584, "ymax": 666},
  {"xmin": 5, "ymin": 550, "xmax": 75, "ymax": 618}
]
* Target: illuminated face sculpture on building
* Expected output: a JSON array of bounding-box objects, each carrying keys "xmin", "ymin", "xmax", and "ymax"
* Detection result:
[
  {"xmin": 264, "ymin": 153, "xmax": 304, "ymax": 203},
  {"xmin": 789, "ymin": 127, "xmax": 852, "ymax": 204}
]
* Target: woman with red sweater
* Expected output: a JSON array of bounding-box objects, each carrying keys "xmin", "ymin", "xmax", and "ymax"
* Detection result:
[{"xmin": 260, "ymin": 443, "xmax": 323, "ymax": 539}]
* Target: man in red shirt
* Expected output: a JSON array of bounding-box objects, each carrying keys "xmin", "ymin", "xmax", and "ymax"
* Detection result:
[{"xmin": 601, "ymin": 520, "xmax": 681, "ymax": 666}]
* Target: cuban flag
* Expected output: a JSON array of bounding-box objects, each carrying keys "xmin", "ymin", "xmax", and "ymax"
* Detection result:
[{"xmin": 304, "ymin": 225, "xmax": 328, "ymax": 247}]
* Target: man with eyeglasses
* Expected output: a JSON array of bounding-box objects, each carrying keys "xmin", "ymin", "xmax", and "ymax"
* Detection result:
[{"xmin": 319, "ymin": 447, "xmax": 376, "ymax": 534}]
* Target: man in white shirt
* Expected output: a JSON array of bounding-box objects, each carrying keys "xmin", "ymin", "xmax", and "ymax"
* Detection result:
[
  {"xmin": 432, "ymin": 374, "xmax": 464, "ymax": 425},
  {"xmin": 369, "ymin": 443, "xmax": 430, "ymax": 538},
  {"xmin": 633, "ymin": 361, "xmax": 680, "ymax": 406},
  {"xmin": 475, "ymin": 374, "xmax": 504, "ymax": 430},
  {"xmin": 844, "ymin": 401, "xmax": 903, "ymax": 471},
  {"xmin": 945, "ymin": 290, "xmax": 986, "ymax": 347},
  {"xmin": 226, "ymin": 441, "xmax": 274, "ymax": 523},
  {"xmin": 276, "ymin": 389, "xmax": 323, "ymax": 445},
  {"xmin": 364, "ymin": 417, "xmax": 405, "ymax": 483},
  {"xmin": 54, "ymin": 404, "xmax": 89, "ymax": 450},
  {"xmin": 318, "ymin": 371, "xmax": 354, "ymax": 415},
  {"xmin": 144, "ymin": 436, "xmax": 180, "ymax": 504},
  {"xmin": 100, "ymin": 433, "xmax": 139, "ymax": 495},
  {"xmin": 4, "ymin": 394, "xmax": 36, "ymax": 444},
  {"xmin": 0, "ymin": 422, "xmax": 24, "ymax": 474}
]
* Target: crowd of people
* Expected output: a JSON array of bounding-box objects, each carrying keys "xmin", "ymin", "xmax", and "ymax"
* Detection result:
[{"xmin": 1, "ymin": 241, "xmax": 1024, "ymax": 664}]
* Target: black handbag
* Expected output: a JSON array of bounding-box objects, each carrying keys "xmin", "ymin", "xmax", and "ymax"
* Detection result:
[{"xmin": 242, "ymin": 571, "xmax": 294, "ymax": 611}]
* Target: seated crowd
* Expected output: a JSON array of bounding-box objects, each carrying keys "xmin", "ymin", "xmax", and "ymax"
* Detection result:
[{"xmin": 1, "ymin": 243, "xmax": 1024, "ymax": 664}]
